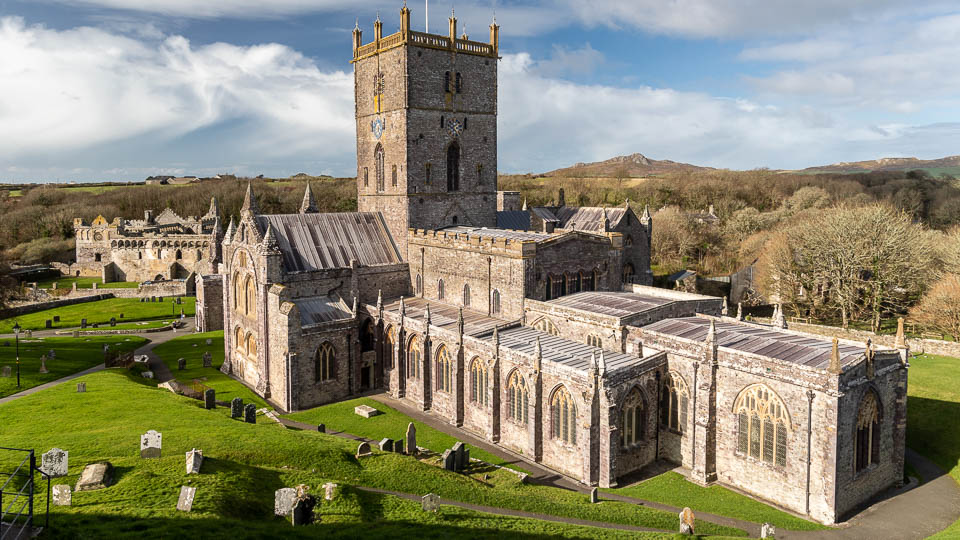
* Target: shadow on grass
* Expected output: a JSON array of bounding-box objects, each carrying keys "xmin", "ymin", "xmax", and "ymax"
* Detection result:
[{"xmin": 907, "ymin": 396, "xmax": 959, "ymax": 480}]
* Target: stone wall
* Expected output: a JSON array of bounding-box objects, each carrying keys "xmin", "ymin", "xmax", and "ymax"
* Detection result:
[
  {"xmin": 497, "ymin": 191, "xmax": 521, "ymax": 211},
  {"xmin": 195, "ymin": 274, "xmax": 224, "ymax": 332},
  {"xmin": 0, "ymin": 294, "xmax": 115, "ymax": 319}
]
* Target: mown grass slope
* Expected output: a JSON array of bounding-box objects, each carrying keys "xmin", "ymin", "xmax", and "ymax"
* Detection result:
[{"xmin": 0, "ymin": 297, "xmax": 195, "ymax": 333}]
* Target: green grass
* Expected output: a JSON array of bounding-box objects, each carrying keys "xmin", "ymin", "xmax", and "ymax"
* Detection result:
[
  {"xmin": 606, "ymin": 471, "xmax": 827, "ymax": 531},
  {"xmin": 0, "ymin": 335, "xmax": 147, "ymax": 397},
  {"xmin": 36, "ymin": 276, "xmax": 139, "ymax": 289},
  {"xmin": 0, "ymin": 370, "xmax": 744, "ymax": 538},
  {"xmin": 284, "ymin": 397, "xmax": 527, "ymax": 473},
  {"xmin": 75, "ymin": 319, "xmax": 176, "ymax": 333},
  {"xmin": 0, "ymin": 297, "xmax": 195, "ymax": 333},
  {"xmin": 152, "ymin": 330, "xmax": 268, "ymax": 408}
]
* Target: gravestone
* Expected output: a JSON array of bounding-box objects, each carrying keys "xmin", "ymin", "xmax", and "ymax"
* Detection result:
[
  {"xmin": 159, "ymin": 297, "xmax": 163, "ymax": 302},
  {"xmin": 41, "ymin": 448, "xmax": 68, "ymax": 477},
  {"xmin": 186, "ymin": 448, "xmax": 203, "ymax": 474},
  {"xmin": 177, "ymin": 486, "xmax": 196, "ymax": 512},
  {"xmin": 3, "ymin": 341, "xmax": 8, "ymax": 347},
  {"xmin": 92, "ymin": 323, "xmax": 98, "ymax": 328},
  {"xmin": 177, "ymin": 358, "xmax": 186, "ymax": 370},
  {"xmin": 442, "ymin": 449, "xmax": 456, "ymax": 471},
  {"xmin": 323, "ymin": 482, "xmax": 337, "ymax": 501},
  {"xmin": 75, "ymin": 461, "xmax": 112, "ymax": 491},
  {"xmin": 140, "ymin": 430, "xmax": 162, "ymax": 458},
  {"xmin": 244, "ymin": 403, "xmax": 256, "ymax": 424},
  {"xmin": 421, "ymin": 493, "xmax": 440, "ymax": 512},
  {"xmin": 119, "ymin": 313, "xmax": 124, "ymax": 318},
  {"xmin": 24, "ymin": 330, "xmax": 31, "ymax": 338},
  {"xmin": 72, "ymin": 331, "xmax": 80, "ymax": 338},
  {"xmin": 231, "ymin": 397, "xmax": 243, "ymax": 418},
  {"xmin": 53, "ymin": 316, "xmax": 60, "ymax": 322},
  {"xmin": 177, "ymin": 297, "xmax": 182, "ymax": 304},
  {"xmin": 290, "ymin": 495, "xmax": 316, "ymax": 526},
  {"xmin": 316, "ymin": 423, "xmax": 325, "ymax": 433},
  {"xmin": 590, "ymin": 487, "xmax": 599, "ymax": 503},
  {"xmin": 141, "ymin": 371, "xmax": 154, "ymax": 379},
  {"xmin": 405, "ymin": 422, "xmax": 416, "ymax": 455},
  {"xmin": 354, "ymin": 404, "xmax": 381, "ymax": 418},
  {"xmin": 80, "ymin": 319, "xmax": 87, "ymax": 329},
  {"xmin": 204, "ymin": 389, "xmax": 215, "ymax": 409},
  {"xmin": 679, "ymin": 507, "xmax": 695, "ymax": 535},
  {"xmin": 140, "ymin": 298, "xmax": 145, "ymax": 303},
  {"xmin": 760, "ymin": 523, "xmax": 776, "ymax": 539},
  {"xmin": 76, "ymin": 382, "xmax": 86, "ymax": 392},
  {"xmin": 45, "ymin": 320, "xmax": 52, "ymax": 329},
  {"xmin": 110, "ymin": 317, "xmax": 116, "ymax": 327},
  {"xmin": 52, "ymin": 485, "xmax": 71, "ymax": 506},
  {"xmin": 393, "ymin": 440, "xmax": 404, "ymax": 454},
  {"xmin": 202, "ymin": 352, "xmax": 212, "ymax": 368},
  {"xmin": 356, "ymin": 441, "xmax": 372, "ymax": 459},
  {"xmin": 1, "ymin": 366, "xmax": 11, "ymax": 378},
  {"xmin": 38, "ymin": 355, "xmax": 48, "ymax": 374},
  {"xmin": 274, "ymin": 488, "xmax": 297, "ymax": 516},
  {"xmin": 151, "ymin": 297, "xmax": 156, "ymax": 302},
  {"xmin": 452, "ymin": 442, "xmax": 465, "ymax": 471},
  {"xmin": 49, "ymin": 349, "xmax": 55, "ymax": 359},
  {"xmin": 205, "ymin": 338, "xmax": 212, "ymax": 346},
  {"xmin": 51, "ymin": 282, "xmax": 57, "ymax": 290},
  {"xmin": 378, "ymin": 438, "xmax": 393, "ymax": 452},
  {"xmin": 463, "ymin": 448, "xmax": 470, "ymax": 468}
]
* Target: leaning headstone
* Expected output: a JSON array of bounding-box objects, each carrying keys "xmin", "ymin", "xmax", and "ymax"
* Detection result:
[
  {"xmin": 316, "ymin": 423, "xmax": 325, "ymax": 433},
  {"xmin": 186, "ymin": 448, "xmax": 203, "ymax": 474},
  {"xmin": 45, "ymin": 320, "xmax": 52, "ymax": 329},
  {"xmin": 41, "ymin": 448, "xmax": 68, "ymax": 477},
  {"xmin": 679, "ymin": 507, "xmax": 695, "ymax": 535},
  {"xmin": 393, "ymin": 440, "xmax": 404, "ymax": 454},
  {"xmin": 140, "ymin": 430, "xmax": 162, "ymax": 458},
  {"xmin": 356, "ymin": 441, "xmax": 372, "ymax": 459},
  {"xmin": 76, "ymin": 382, "xmax": 86, "ymax": 392},
  {"xmin": 760, "ymin": 523, "xmax": 776, "ymax": 539},
  {"xmin": 53, "ymin": 316, "xmax": 60, "ymax": 322},
  {"xmin": 354, "ymin": 404, "xmax": 381, "ymax": 418},
  {"xmin": 202, "ymin": 352, "xmax": 212, "ymax": 368},
  {"xmin": 421, "ymin": 493, "xmax": 440, "ymax": 512},
  {"xmin": 452, "ymin": 442, "xmax": 465, "ymax": 471},
  {"xmin": 590, "ymin": 487, "xmax": 599, "ymax": 503},
  {"xmin": 80, "ymin": 319, "xmax": 87, "ymax": 329},
  {"xmin": 442, "ymin": 449, "xmax": 456, "ymax": 471},
  {"xmin": 177, "ymin": 486, "xmax": 196, "ymax": 512},
  {"xmin": 231, "ymin": 397, "xmax": 243, "ymax": 418},
  {"xmin": 406, "ymin": 422, "xmax": 417, "ymax": 455},
  {"xmin": 75, "ymin": 461, "xmax": 112, "ymax": 491},
  {"xmin": 110, "ymin": 317, "xmax": 116, "ymax": 327},
  {"xmin": 323, "ymin": 482, "xmax": 338, "ymax": 501},
  {"xmin": 1, "ymin": 366, "xmax": 11, "ymax": 378},
  {"xmin": 177, "ymin": 358, "xmax": 186, "ymax": 370},
  {"xmin": 274, "ymin": 488, "xmax": 297, "ymax": 516},
  {"xmin": 119, "ymin": 313, "xmax": 123, "ymax": 319},
  {"xmin": 244, "ymin": 403, "xmax": 256, "ymax": 424},
  {"xmin": 38, "ymin": 354, "xmax": 49, "ymax": 374},
  {"xmin": 52, "ymin": 485, "xmax": 72, "ymax": 506},
  {"xmin": 204, "ymin": 388, "xmax": 215, "ymax": 409},
  {"xmin": 378, "ymin": 438, "xmax": 394, "ymax": 452},
  {"xmin": 290, "ymin": 495, "xmax": 316, "ymax": 526}
]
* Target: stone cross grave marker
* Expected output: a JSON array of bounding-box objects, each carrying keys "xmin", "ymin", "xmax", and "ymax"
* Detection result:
[
  {"xmin": 186, "ymin": 448, "xmax": 203, "ymax": 474},
  {"xmin": 406, "ymin": 422, "xmax": 416, "ymax": 455},
  {"xmin": 177, "ymin": 486, "xmax": 196, "ymax": 512},
  {"xmin": 442, "ymin": 449, "xmax": 456, "ymax": 471},
  {"xmin": 590, "ymin": 487, "xmax": 599, "ymax": 503},
  {"xmin": 231, "ymin": 397, "xmax": 243, "ymax": 418},
  {"xmin": 140, "ymin": 430, "xmax": 162, "ymax": 458},
  {"xmin": 1, "ymin": 366, "xmax": 10, "ymax": 378},
  {"xmin": 679, "ymin": 507, "xmax": 695, "ymax": 535},
  {"xmin": 202, "ymin": 352, "xmax": 212, "ymax": 368},
  {"xmin": 356, "ymin": 441, "xmax": 372, "ymax": 459},
  {"xmin": 52, "ymin": 485, "xmax": 71, "ymax": 506},
  {"xmin": 75, "ymin": 462, "xmax": 112, "ymax": 491},
  {"xmin": 244, "ymin": 403, "xmax": 256, "ymax": 424},
  {"xmin": 41, "ymin": 448, "xmax": 68, "ymax": 477},
  {"xmin": 760, "ymin": 523, "xmax": 776, "ymax": 539},
  {"xmin": 76, "ymin": 382, "xmax": 86, "ymax": 392},
  {"xmin": 177, "ymin": 358, "xmax": 186, "ymax": 370},
  {"xmin": 323, "ymin": 482, "xmax": 337, "ymax": 501},
  {"xmin": 204, "ymin": 388, "xmax": 216, "ymax": 409},
  {"xmin": 378, "ymin": 438, "xmax": 393, "ymax": 452},
  {"xmin": 421, "ymin": 493, "xmax": 440, "ymax": 512},
  {"xmin": 452, "ymin": 442, "xmax": 465, "ymax": 472},
  {"xmin": 275, "ymin": 488, "xmax": 297, "ymax": 516},
  {"xmin": 24, "ymin": 330, "xmax": 31, "ymax": 338},
  {"xmin": 38, "ymin": 354, "xmax": 48, "ymax": 374}
]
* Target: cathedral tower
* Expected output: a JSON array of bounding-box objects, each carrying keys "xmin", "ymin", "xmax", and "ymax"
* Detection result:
[{"xmin": 353, "ymin": 6, "xmax": 500, "ymax": 259}]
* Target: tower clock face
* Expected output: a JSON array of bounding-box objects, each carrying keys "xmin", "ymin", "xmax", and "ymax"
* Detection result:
[
  {"xmin": 371, "ymin": 117, "xmax": 385, "ymax": 139},
  {"xmin": 93, "ymin": 232, "xmax": 103, "ymax": 241},
  {"xmin": 446, "ymin": 118, "xmax": 463, "ymax": 138}
]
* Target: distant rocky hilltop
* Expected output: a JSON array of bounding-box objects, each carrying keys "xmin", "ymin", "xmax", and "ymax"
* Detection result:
[{"xmin": 542, "ymin": 152, "xmax": 711, "ymax": 177}]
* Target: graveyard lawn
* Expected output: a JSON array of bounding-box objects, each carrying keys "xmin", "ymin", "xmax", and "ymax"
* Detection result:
[
  {"xmin": 152, "ymin": 330, "xmax": 268, "ymax": 409},
  {"xmin": 0, "ymin": 335, "xmax": 147, "ymax": 398},
  {"xmin": 0, "ymin": 370, "xmax": 746, "ymax": 538},
  {"xmin": 76, "ymin": 319, "xmax": 175, "ymax": 333},
  {"xmin": 0, "ymin": 297, "xmax": 196, "ymax": 333},
  {"xmin": 36, "ymin": 277, "xmax": 139, "ymax": 289}
]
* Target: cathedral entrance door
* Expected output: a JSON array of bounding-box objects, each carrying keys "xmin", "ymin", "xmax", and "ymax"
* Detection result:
[{"xmin": 360, "ymin": 365, "xmax": 371, "ymax": 390}]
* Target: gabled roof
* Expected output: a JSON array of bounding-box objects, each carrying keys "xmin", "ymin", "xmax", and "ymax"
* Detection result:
[
  {"xmin": 496, "ymin": 211, "xmax": 531, "ymax": 231},
  {"xmin": 256, "ymin": 213, "xmax": 401, "ymax": 272},
  {"xmin": 442, "ymin": 226, "xmax": 553, "ymax": 242},
  {"xmin": 531, "ymin": 207, "xmax": 560, "ymax": 223},
  {"xmin": 295, "ymin": 295, "xmax": 352, "ymax": 325},
  {"xmin": 554, "ymin": 207, "xmax": 627, "ymax": 232},
  {"xmin": 383, "ymin": 297, "xmax": 504, "ymax": 336}
]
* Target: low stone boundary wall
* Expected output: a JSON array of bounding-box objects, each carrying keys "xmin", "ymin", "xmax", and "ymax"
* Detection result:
[
  {"xmin": 54, "ymin": 322, "xmax": 180, "ymax": 336},
  {"xmin": 0, "ymin": 294, "xmax": 115, "ymax": 320},
  {"xmin": 758, "ymin": 318, "xmax": 960, "ymax": 358}
]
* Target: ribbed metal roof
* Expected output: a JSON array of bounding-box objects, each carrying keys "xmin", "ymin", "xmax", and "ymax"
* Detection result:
[
  {"xmin": 295, "ymin": 296, "xmax": 352, "ymax": 325},
  {"xmin": 554, "ymin": 207, "xmax": 627, "ymax": 232},
  {"xmin": 496, "ymin": 211, "xmax": 531, "ymax": 231},
  {"xmin": 256, "ymin": 213, "xmax": 401, "ymax": 272},
  {"xmin": 531, "ymin": 207, "xmax": 560, "ymax": 223},
  {"xmin": 383, "ymin": 297, "xmax": 504, "ymax": 336},
  {"xmin": 548, "ymin": 292, "xmax": 671, "ymax": 318},
  {"xmin": 487, "ymin": 326, "xmax": 651, "ymax": 375},
  {"xmin": 442, "ymin": 226, "xmax": 553, "ymax": 242},
  {"xmin": 642, "ymin": 316, "xmax": 868, "ymax": 370}
]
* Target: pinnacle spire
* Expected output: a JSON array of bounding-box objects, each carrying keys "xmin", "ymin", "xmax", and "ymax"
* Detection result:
[
  {"xmin": 828, "ymin": 337, "xmax": 842, "ymax": 374},
  {"xmin": 597, "ymin": 349, "xmax": 607, "ymax": 377},
  {"xmin": 707, "ymin": 319, "xmax": 716, "ymax": 342},
  {"xmin": 457, "ymin": 307, "xmax": 465, "ymax": 335},
  {"xmin": 894, "ymin": 317, "xmax": 906, "ymax": 349},
  {"xmin": 262, "ymin": 222, "xmax": 279, "ymax": 251},
  {"xmin": 521, "ymin": 198, "xmax": 527, "ymax": 211},
  {"xmin": 300, "ymin": 183, "xmax": 319, "ymax": 213},
  {"xmin": 241, "ymin": 183, "xmax": 259, "ymax": 215},
  {"xmin": 736, "ymin": 302, "xmax": 743, "ymax": 321},
  {"xmin": 493, "ymin": 325, "xmax": 500, "ymax": 346},
  {"xmin": 721, "ymin": 296, "xmax": 729, "ymax": 316},
  {"xmin": 377, "ymin": 289, "xmax": 383, "ymax": 309},
  {"xmin": 642, "ymin": 204, "xmax": 651, "ymax": 221},
  {"xmin": 400, "ymin": 296, "xmax": 406, "ymax": 316},
  {"xmin": 425, "ymin": 302, "xmax": 431, "ymax": 324},
  {"xmin": 224, "ymin": 218, "xmax": 236, "ymax": 244},
  {"xmin": 206, "ymin": 196, "xmax": 220, "ymax": 218},
  {"xmin": 352, "ymin": 296, "xmax": 358, "ymax": 316}
]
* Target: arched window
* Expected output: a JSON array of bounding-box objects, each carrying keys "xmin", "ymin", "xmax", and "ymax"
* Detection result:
[
  {"xmin": 94, "ymin": 253, "xmax": 102, "ymax": 262},
  {"xmin": 623, "ymin": 263, "xmax": 635, "ymax": 284},
  {"xmin": 245, "ymin": 275, "xmax": 255, "ymax": 316},
  {"xmin": 491, "ymin": 289, "xmax": 501, "ymax": 315},
  {"xmin": 582, "ymin": 270, "xmax": 595, "ymax": 292},
  {"xmin": 463, "ymin": 284, "xmax": 471, "ymax": 307},
  {"xmin": 568, "ymin": 272, "xmax": 581, "ymax": 294},
  {"xmin": 438, "ymin": 279, "xmax": 445, "ymax": 300},
  {"xmin": 392, "ymin": 164, "xmax": 398, "ymax": 187},
  {"xmin": 407, "ymin": 335, "xmax": 422, "ymax": 379},
  {"xmin": 235, "ymin": 327, "xmax": 245, "ymax": 354},
  {"xmin": 360, "ymin": 319, "xmax": 375, "ymax": 353},
  {"xmin": 586, "ymin": 335, "xmax": 602, "ymax": 347},
  {"xmin": 507, "ymin": 370, "xmax": 528, "ymax": 425},
  {"xmin": 547, "ymin": 275, "xmax": 564, "ymax": 299},
  {"xmin": 196, "ymin": 250, "xmax": 202, "ymax": 260},
  {"xmin": 551, "ymin": 386, "xmax": 577, "ymax": 445},
  {"xmin": 660, "ymin": 371, "xmax": 689, "ymax": 434},
  {"xmin": 246, "ymin": 333, "xmax": 257, "ymax": 359},
  {"xmin": 455, "ymin": 72, "xmax": 462, "ymax": 93},
  {"xmin": 232, "ymin": 272, "xmax": 241, "ymax": 311},
  {"xmin": 855, "ymin": 390, "xmax": 881, "ymax": 473},
  {"xmin": 138, "ymin": 251, "xmax": 142, "ymax": 260},
  {"xmin": 435, "ymin": 345, "xmax": 452, "ymax": 392},
  {"xmin": 734, "ymin": 384, "xmax": 790, "ymax": 467},
  {"xmin": 593, "ymin": 269, "xmax": 602, "ymax": 290},
  {"xmin": 175, "ymin": 249, "xmax": 182, "ymax": 260},
  {"xmin": 625, "ymin": 235, "xmax": 634, "ymax": 247},
  {"xmin": 315, "ymin": 342, "xmax": 336, "ymax": 382},
  {"xmin": 443, "ymin": 72, "xmax": 450, "ymax": 93},
  {"xmin": 375, "ymin": 143, "xmax": 385, "ymax": 192},
  {"xmin": 452, "ymin": 215, "xmax": 458, "ymax": 225},
  {"xmin": 384, "ymin": 326, "xmax": 396, "ymax": 369},
  {"xmin": 416, "ymin": 274, "xmax": 423, "ymax": 296},
  {"xmin": 622, "ymin": 388, "xmax": 646, "ymax": 447},
  {"xmin": 470, "ymin": 358, "xmax": 488, "ymax": 406},
  {"xmin": 447, "ymin": 142, "xmax": 460, "ymax": 191},
  {"xmin": 532, "ymin": 317, "xmax": 559, "ymax": 336}
]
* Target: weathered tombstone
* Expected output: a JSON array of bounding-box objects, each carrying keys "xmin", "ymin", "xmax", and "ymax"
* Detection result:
[
  {"xmin": 140, "ymin": 430, "xmax": 162, "ymax": 458},
  {"xmin": 463, "ymin": 448, "xmax": 470, "ymax": 469},
  {"xmin": 151, "ymin": 296, "xmax": 156, "ymax": 302},
  {"xmin": 356, "ymin": 441, "xmax": 372, "ymax": 459},
  {"xmin": 140, "ymin": 297, "xmax": 145, "ymax": 303},
  {"xmin": 274, "ymin": 488, "xmax": 297, "ymax": 516},
  {"xmin": 679, "ymin": 507, "xmax": 695, "ymax": 535},
  {"xmin": 53, "ymin": 315, "xmax": 60, "ymax": 322},
  {"xmin": 177, "ymin": 297, "xmax": 182, "ymax": 305},
  {"xmin": 103, "ymin": 344, "xmax": 110, "ymax": 353},
  {"xmin": 141, "ymin": 370, "xmax": 154, "ymax": 379},
  {"xmin": 202, "ymin": 352, "xmax": 212, "ymax": 368},
  {"xmin": 323, "ymin": 482, "xmax": 337, "ymax": 501},
  {"xmin": 393, "ymin": 440, "xmax": 404, "ymax": 454},
  {"xmin": 110, "ymin": 317, "xmax": 116, "ymax": 327},
  {"xmin": 205, "ymin": 338, "xmax": 212, "ymax": 346},
  {"xmin": 354, "ymin": 404, "xmax": 381, "ymax": 418},
  {"xmin": 51, "ymin": 282, "xmax": 58, "ymax": 290},
  {"xmin": 72, "ymin": 331, "xmax": 80, "ymax": 338},
  {"xmin": 378, "ymin": 438, "xmax": 394, "ymax": 452},
  {"xmin": 177, "ymin": 358, "xmax": 186, "ymax": 370},
  {"xmin": 38, "ymin": 354, "xmax": 49, "ymax": 374},
  {"xmin": 49, "ymin": 349, "xmax": 55, "ymax": 359},
  {"xmin": 1, "ymin": 366, "xmax": 11, "ymax": 378},
  {"xmin": 590, "ymin": 487, "xmax": 599, "ymax": 503},
  {"xmin": 75, "ymin": 462, "xmax": 112, "ymax": 491},
  {"xmin": 52, "ymin": 485, "xmax": 71, "ymax": 506},
  {"xmin": 406, "ymin": 422, "xmax": 416, "ymax": 455},
  {"xmin": 159, "ymin": 296, "xmax": 163, "ymax": 302},
  {"xmin": 452, "ymin": 442, "xmax": 465, "ymax": 471},
  {"xmin": 421, "ymin": 493, "xmax": 440, "ymax": 512},
  {"xmin": 244, "ymin": 403, "xmax": 256, "ymax": 424},
  {"xmin": 45, "ymin": 320, "xmax": 52, "ymax": 329},
  {"xmin": 186, "ymin": 448, "xmax": 203, "ymax": 474},
  {"xmin": 76, "ymin": 382, "xmax": 86, "ymax": 392},
  {"xmin": 177, "ymin": 486, "xmax": 196, "ymax": 512},
  {"xmin": 442, "ymin": 449, "xmax": 456, "ymax": 471},
  {"xmin": 316, "ymin": 423, "xmax": 325, "ymax": 433},
  {"xmin": 24, "ymin": 330, "xmax": 31, "ymax": 338},
  {"xmin": 204, "ymin": 389, "xmax": 215, "ymax": 409},
  {"xmin": 760, "ymin": 523, "xmax": 776, "ymax": 539},
  {"xmin": 41, "ymin": 448, "xmax": 68, "ymax": 477},
  {"xmin": 231, "ymin": 397, "xmax": 243, "ymax": 418},
  {"xmin": 119, "ymin": 313, "xmax": 124, "ymax": 318},
  {"xmin": 290, "ymin": 495, "xmax": 316, "ymax": 526},
  {"xmin": 80, "ymin": 319, "xmax": 87, "ymax": 329}
]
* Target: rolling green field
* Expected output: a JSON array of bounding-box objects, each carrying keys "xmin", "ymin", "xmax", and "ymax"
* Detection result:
[
  {"xmin": 0, "ymin": 369, "xmax": 744, "ymax": 538},
  {"xmin": 36, "ymin": 276, "xmax": 139, "ymax": 289},
  {"xmin": 0, "ymin": 335, "xmax": 147, "ymax": 397},
  {"xmin": 0, "ymin": 297, "xmax": 195, "ymax": 333}
]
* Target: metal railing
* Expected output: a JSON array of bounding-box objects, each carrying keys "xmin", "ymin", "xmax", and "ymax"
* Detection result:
[{"xmin": 0, "ymin": 447, "xmax": 50, "ymax": 539}]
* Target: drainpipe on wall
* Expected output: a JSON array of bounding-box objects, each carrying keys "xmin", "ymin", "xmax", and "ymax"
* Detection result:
[{"xmin": 806, "ymin": 389, "xmax": 815, "ymax": 516}]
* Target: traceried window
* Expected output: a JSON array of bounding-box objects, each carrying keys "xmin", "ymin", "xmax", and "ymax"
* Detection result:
[
  {"xmin": 734, "ymin": 384, "xmax": 790, "ymax": 467},
  {"xmin": 246, "ymin": 333, "xmax": 257, "ymax": 359},
  {"xmin": 463, "ymin": 284, "xmax": 471, "ymax": 307},
  {"xmin": 233, "ymin": 272, "xmax": 241, "ymax": 312},
  {"xmin": 507, "ymin": 370, "xmax": 529, "ymax": 425},
  {"xmin": 407, "ymin": 335, "xmax": 422, "ymax": 379},
  {"xmin": 360, "ymin": 319, "xmax": 375, "ymax": 353},
  {"xmin": 855, "ymin": 390, "xmax": 881, "ymax": 473},
  {"xmin": 532, "ymin": 317, "xmax": 559, "ymax": 336},
  {"xmin": 470, "ymin": 358, "xmax": 488, "ymax": 406},
  {"xmin": 444, "ymin": 72, "xmax": 451, "ymax": 93},
  {"xmin": 375, "ymin": 143, "xmax": 385, "ymax": 192},
  {"xmin": 244, "ymin": 275, "xmax": 255, "ymax": 316},
  {"xmin": 568, "ymin": 272, "xmax": 581, "ymax": 294},
  {"xmin": 622, "ymin": 388, "xmax": 646, "ymax": 447},
  {"xmin": 660, "ymin": 371, "xmax": 689, "ymax": 434},
  {"xmin": 436, "ymin": 345, "xmax": 452, "ymax": 393},
  {"xmin": 625, "ymin": 235, "xmax": 634, "ymax": 247},
  {"xmin": 234, "ymin": 327, "xmax": 245, "ymax": 355},
  {"xmin": 384, "ymin": 326, "xmax": 396, "ymax": 370},
  {"xmin": 623, "ymin": 263, "xmax": 635, "ymax": 284},
  {"xmin": 586, "ymin": 335, "xmax": 602, "ymax": 348},
  {"xmin": 491, "ymin": 289, "xmax": 501, "ymax": 315},
  {"xmin": 315, "ymin": 342, "xmax": 336, "ymax": 382},
  {"xmin": 551, "ymin": 386, "xmax": 577, "ymax": 445}
]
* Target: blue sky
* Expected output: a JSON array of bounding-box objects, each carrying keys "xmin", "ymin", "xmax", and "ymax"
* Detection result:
[{"xmin": 1, "ymin": 0, "xmax": 959, "ymax": 182}]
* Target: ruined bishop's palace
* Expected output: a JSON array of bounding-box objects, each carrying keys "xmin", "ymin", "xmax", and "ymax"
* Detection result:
[{"xmin": 81, "ymin": 6, "xmax": 909, "ymax": 526}]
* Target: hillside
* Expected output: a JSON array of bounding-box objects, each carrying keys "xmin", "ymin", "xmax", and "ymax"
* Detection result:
[
  {"xmin": 802, "ymin": 155, "xmax": 960, "ymax": 175},
  {"xmin": 542, "ymin": 153, "xmax": 710, "ymax": 177}
]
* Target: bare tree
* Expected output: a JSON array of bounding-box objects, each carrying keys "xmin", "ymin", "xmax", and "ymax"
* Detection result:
[{"xmin": 910, "ymin": 273, "xmax": 960, "ymax": 340}]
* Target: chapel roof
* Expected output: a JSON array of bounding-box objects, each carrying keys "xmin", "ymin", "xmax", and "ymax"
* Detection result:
[
  {"xmin": 547, "ymin": 291, "xmax": 673, "ymax": 318},
  {"xmin": 554, "ymin": 206, "xmax": 627, "ymax": 232},
  {"xmin": 495, "ymin": 211, "xmax": 531, "ymax": 231},
  {"xmin": 441, "ymin": 226, "xmax": 554, "ymax": 242},
  {"xmin": 295, "ymin": 295, "xmax": 353, "ymax": 326},
  {"xmin": 382, "ymin": 297, "xmax": 505, "ymax": 336}
]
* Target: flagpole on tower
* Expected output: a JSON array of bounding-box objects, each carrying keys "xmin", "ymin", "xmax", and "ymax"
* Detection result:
[{"xmin": 426, "ymin": 0, "xmax": 429, "ymax": 32}]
